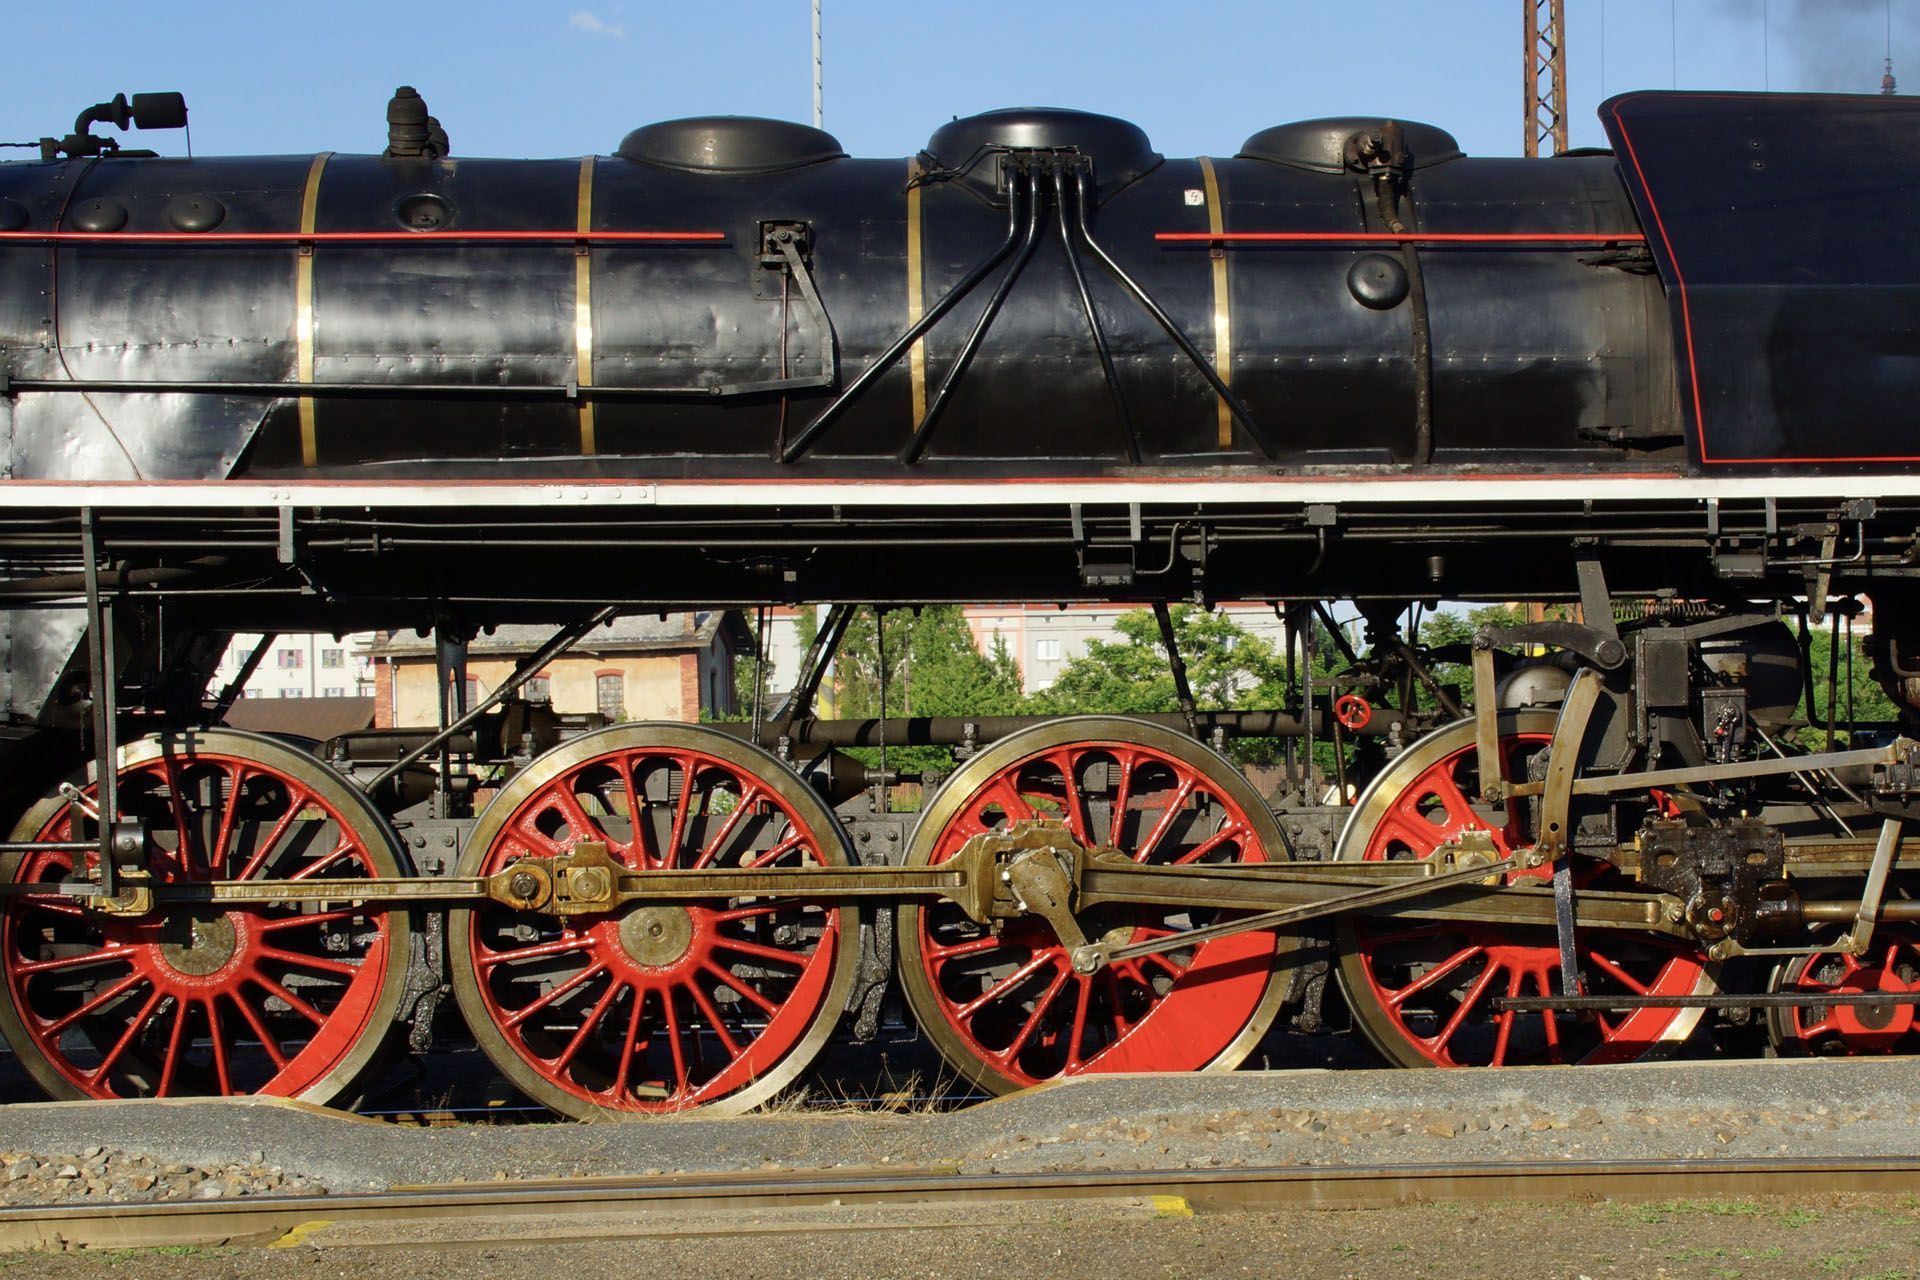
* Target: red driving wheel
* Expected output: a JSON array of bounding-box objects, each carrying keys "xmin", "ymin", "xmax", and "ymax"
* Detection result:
[
  {"xmin": 895, "ymin": 717, "xmax": 1292, "ymax": 1095},
  {"xmin": 449, "ymin": 725, "xmax": 858, "ymax": 1118},
  {"xmin": 1770, "ymin": 928, "xmax": 1920, "ymax": 1055},
  {"xmin": 0, "ymin": 732, "xmax": 409, "ymax": 1103},
  {"xmin": 1334, "ymin": 712, "xmax": 1715, "ymax": 1068}
]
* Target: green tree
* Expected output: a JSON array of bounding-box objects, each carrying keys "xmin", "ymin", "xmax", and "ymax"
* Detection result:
[
  {"xmin": 823, "ymin": 606, "xmax": 1025, "ymax": 776},
  {"xmin": 1797, "ymin": 625, "xmax": 1900, "ymax": 749},
  {"xmin": 1027, "ymin": 606, "xmax": 1334, "ymax": 766},
  {"xmin": 1027, "ymin": 607, "xmax": 1285, "ymax": 717}
]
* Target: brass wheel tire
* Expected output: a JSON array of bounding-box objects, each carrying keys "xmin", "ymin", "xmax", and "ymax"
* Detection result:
[{"xmin": 895, "ymin": 716, "xmax": 1295, "ymax": 1095}]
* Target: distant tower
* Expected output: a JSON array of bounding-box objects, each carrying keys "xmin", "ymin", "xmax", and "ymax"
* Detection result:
[
  {"xmin": 1884, "ymin": 57, "xmax": 1898, "ymax": 95},
  {"xmin": 1523, "ymin": 0, "xmax": 1568, "ymax": 157}
]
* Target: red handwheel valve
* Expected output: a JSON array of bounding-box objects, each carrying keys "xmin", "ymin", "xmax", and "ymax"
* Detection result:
[{"xmin": 1333, "ymin": 694, "xmax": 1373, "ymax": 731}]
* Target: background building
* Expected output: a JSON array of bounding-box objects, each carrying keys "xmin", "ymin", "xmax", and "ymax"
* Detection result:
[
  {"xmin": 363, "ymin": 612, "xmax": 750, "ymax": 729},
  {"xmin": 209, "ymin": 633, "xmax": 378, "ymax": 701}
]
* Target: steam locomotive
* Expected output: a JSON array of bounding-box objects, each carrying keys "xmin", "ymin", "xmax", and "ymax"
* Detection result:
[{"xmin": 0, "ymin": 83, "xmax": 1914, "ymax": 1117}]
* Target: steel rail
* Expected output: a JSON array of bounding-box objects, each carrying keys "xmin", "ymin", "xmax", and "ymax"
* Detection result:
[{"xmin": 2, "ymin": 1157, "xmax": 1918, "ymax": 1253}]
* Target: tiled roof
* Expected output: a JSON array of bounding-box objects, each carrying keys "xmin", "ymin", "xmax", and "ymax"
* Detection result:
[
  {"xmin": 222, "ymin": 696, "xmax": 376, "ymax": 741},
  {"xmin": 363, "ymin": 611, "xmax": 747, "ymax": 658}
]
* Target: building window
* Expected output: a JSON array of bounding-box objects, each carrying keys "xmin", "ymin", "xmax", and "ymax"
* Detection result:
[
  {"xmin": 322, "ymin": 686, "xmax": 345, "ymax": 697},
  {"xmin": 280, "ymin": 688, "xmax": 304, "ymax": 698},
  {"xmin": 276, "ymin": 648, "xmax": 304, "ymax": 669},
  {"xmin": 1036, "ymin": 638, "xmax": 1062, "ymax": 662},
  {"xmin": 525, "ymin": 675, "xmax": 551, "ymax": 703},
  {"xmin": 321, "ymin": 649, "xmax": 345, "ymax": 668},
  {"xmin": 596, "ymin": 673, "xmax": 625, "ymax": 722},
  {"xmin": 242, "ymin": 688, "xmax": 263, "ymax": 699}
]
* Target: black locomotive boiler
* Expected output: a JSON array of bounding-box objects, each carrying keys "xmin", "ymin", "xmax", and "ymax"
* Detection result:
[{"xmin": 0, "ymin": 85, "xmax": 1915, "ymax": 1116}]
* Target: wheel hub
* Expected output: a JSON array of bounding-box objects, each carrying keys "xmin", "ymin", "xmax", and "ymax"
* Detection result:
[
  {"xmin": 619, "ymin": 905, "xmax": 695, "ymax": 967},
  {"xmin": 1832, "ymin": 970, "xmax": 1915, "ymax": 1041},
  {"xmin": 156, "ymin": 912, "xmax": 239, "ymax": 977}
]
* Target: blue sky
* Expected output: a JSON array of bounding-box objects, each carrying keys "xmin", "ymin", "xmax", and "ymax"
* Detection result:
[{"xmin": 2, "ymin": 1, "xmax": 1909, "ymax": 162}]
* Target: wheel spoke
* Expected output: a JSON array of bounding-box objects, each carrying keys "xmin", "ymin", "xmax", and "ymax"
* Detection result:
[
  {"xmin": 1134, "ymin": 777, "xmax": 1197, "ymax": 862},
  {"xmin": 551, "ymin": 978, "xmax": 624, "ymax": 1072},
  {"xmin": 1047, "ymin": 751, "xmax": 1090, "ymax": 844},
  {"xmin": 87, "ymin": 988, "xmax": 164, "ymax": 1086},
  {"xmin": 1586, "ymin": 948, "xmax": 1652, "ymax": 997},
  {"xmin": 1170, "ymin": 821, "xmax": 1247, "ymax": 866},
  {"xmin": 505, "ymin": 960, "xmax": 609, "ymax": 1030},
  {"xmin": 693, "ymin": 784, "xmax": 762, "ymax": 871},
  {"xmin": 230, "ymin": 988, "xmax": 290, "ymax": 1071},
  {"xmin": 747, "ymin": 830, "xmax": 807, "ymax": 869},
  {"xmin": 664, "ymin": 757, "xmax": 697, "ymax": 870},
  {"xmin": 232, "ymin": 783, "xmax": 313, "ymax": 883},
  {"xmin": 17, "ymin": 897, "xmax": 89, "ymax": 919},
  {"xmin": 1064, "ymin": 976, "xmax": 1094, "ymax": 1069},
  {"xmin": 702, "ymin": 962, "xmax": 780, "ymax": 1016},
  {"xmin": 611, "ymin": 981, "xmax": 649, "ymax": 1098},
  {"xmin": 995, "ymin": 966, "xmax": 1071, "ymax": 1065},
  {"xmin": 474, "ymin": 934, "xmax": 593, "ymax": 969},
  {"xmin": 954, "ymin": 950, "xmax": 1057, "ymax": 1019},
  {"xmin": 686, "ymin": 980, "xmax": 744, "ymax": 1059},
  {"xmin": 12, "ymin": 948, "xmax": 131, "ymax": 977},
  {"xmin": 713, "ymin": 903, "xmax": 784, "ymax": 924},
  {"xmin": 251, "ymin": 973, "xmax": 327, "ymax": 1026},
  {"xmin": 1142, "ymin": 951, "xmax": 1187, "ymax": 980},
  {"xmin": 924, "ymin": 934, "xmax": 1004, "ymax": 961},
  {"xmin": 286, "ymin": 838, "xmax": 361, "ymax": 882},
  {"xmin": 1108, "ymin": 756, "xmax": 1134, "ymax": 848},
  {"xmin": 42, "ymin": 970, "xmax": 148, "ymax": 1036},
  {"xmin": 661, "ymin": 986, "xmax": 691, "ymax": 1094},
  {"xmin": 207, "ymin": 762, "xmax": 247, "ymax": 879},
  {"xmin": 712, "ymin": 936, "xmax": 808, "ymax": 969},
  {"xmin": 156, "ymin": 998, "xmax": 189, "ymax": 1097},
  {"xmin": 1431, "ymin": 961, "xmax": 1502, "ymax": 1056},
  {"xmin": 614, "ymin": 754, "xmax": 648, "ymax": 868},
  {"xmin": 1538, "ymin": 968, "xmax": 1565, "ymax": 1064},
  {"xmin": 1384, "ymin": 945, "xmax": 1484, "ymax": 1009},
  {"xmin": 204, "ymin": 998, "xmax": 234, "ymax": 1096},
  {"xmin": 257, "ymin": 946, "xmax": 359, "ymax": 978},
  {"xmin": 159, "ymin": 755, "xmax": 200, "ymax": 878},
  {"xmin": 982, "ymin": 778, "xmax": 1038, "ymax": 827},
  {"xmin": 1489, "ymin": 981, "xmax": 1518, "ymax": 1066}
]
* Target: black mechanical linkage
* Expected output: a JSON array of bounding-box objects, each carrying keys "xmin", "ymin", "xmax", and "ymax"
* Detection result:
[
  {"xmin": 780, "ymin": 176, "xmax": 1028, "ymax": 464},
  {"xmin": 79, "ymin": 508, "xmax": 119, "ymax": 896},
  {"xmin": 1070, "ymin": 168, "xmax": 1279, "ymax": 460},
  {"xmin": 1152, "ymin": 600, "xmax": 1200, "ymax": 738},
  {"xmin": 1053, "ymin": 160, "xmax": 1140, "ymax": 465},
  {"xmin": 900, "ymin": 168, "xmax": 1046, "ymax": 465},
  {"xmin": 774, "ymin": 603, "xmax": 856, "ymax": 736}
]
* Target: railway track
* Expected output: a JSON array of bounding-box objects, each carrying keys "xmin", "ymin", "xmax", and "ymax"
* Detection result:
[{"xmin": 6, "ymin": 1157, "xmax": 1920, "ymax": 1254}]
